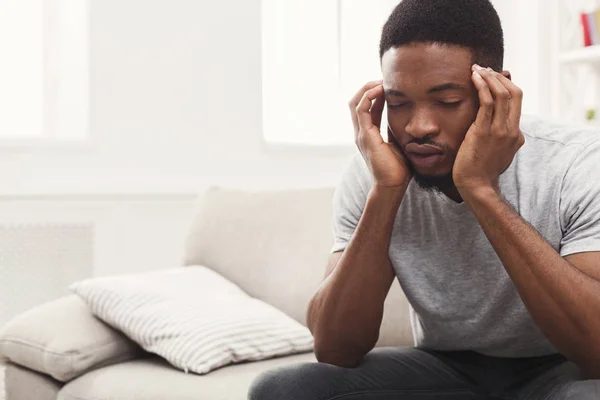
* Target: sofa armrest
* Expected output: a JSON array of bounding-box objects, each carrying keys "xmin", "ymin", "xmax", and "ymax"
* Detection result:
[
  {"xmin": 4, "ymin": 362, "xmax": 63, "ymax": 400},
  {"xmin": 0, "ymin": 295, "xmax": 142, "ymax": 382}
]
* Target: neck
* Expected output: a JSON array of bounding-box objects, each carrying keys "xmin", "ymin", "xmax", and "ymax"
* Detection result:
[
  {"xmin": 413, "ymin": 173, "xmax": 463, "ymax": 203},
  {"xmin": 441, "ymin": 186, "xmax": 464, "ymax": 203}
]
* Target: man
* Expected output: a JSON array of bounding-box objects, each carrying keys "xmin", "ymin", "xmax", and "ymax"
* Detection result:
[{"xmin": 249, "ymin": 0, "xmax": 600, "ymax": 399}]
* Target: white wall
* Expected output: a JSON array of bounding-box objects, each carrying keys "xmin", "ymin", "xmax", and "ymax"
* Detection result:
[
  {"xmin": 0, "ymin": 0, "xmax": 355, "ymax": 196},
  {"xmin": 492, "ymin": 0, "xmax": 551, "ymax": 118},
  {"xmin": 0, "ymin": 0, "xmax": 548, "ymax": 196}
]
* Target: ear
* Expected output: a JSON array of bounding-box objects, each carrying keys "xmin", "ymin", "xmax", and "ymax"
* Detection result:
[{"xmin": 501, "ymin": 70, "xmax": 512, "ymax": 80}]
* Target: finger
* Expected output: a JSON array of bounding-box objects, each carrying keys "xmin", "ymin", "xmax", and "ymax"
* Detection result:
[
  {"xmin": 387, "ymin": 128, "xmax": 411, "ymax": 166},
  {"xmin": 471, "ymin": 70, "xmax": 494, "ymax": 131},
  {"xmin": 495, "ymin": 73, "xmax": 523, "ymax": 130},
  {"xmin": 371, "ymin": 95, "xmax": 385, "ymax": 129},
  {"xmin": 350, "ymin": 80, "xmax": 384, "ymax": 106},
  {"xmin": 349, "ymin": 80, "xmax": 384, "ymax": 133},
  {"xmin": 388, "ymin": 139, "xmax": 406, "ymax": 161},
  {"xmin": 387, "ymin": 126, "xmax": 398, "ymax": 145},
  {"xmin": 478, "ymin": 69, "xmax": 511, "ymax": 129},
  {"xmin": 357, "ymin": 85, "xmax": 385, "ymax": 134}
]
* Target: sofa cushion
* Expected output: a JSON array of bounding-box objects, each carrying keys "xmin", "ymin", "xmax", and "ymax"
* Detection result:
[
  {"xmin": 5, "ymin": 362, "xmax": 63, "ymax": 400},
  {"xmin": 70, "ymin": 267, "xmax": 314, "ymax": 375},
  {"xmin": 58, "ymin": 353, "xmax": 317, "ymax": 400},
  {"xmin": 0, "ymin": 295, "xmax": 142, "ymax": 382}
]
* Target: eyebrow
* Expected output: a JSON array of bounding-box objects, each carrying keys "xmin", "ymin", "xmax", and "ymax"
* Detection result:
[{"xmin": 385, "ymin": 83, "xmax": 468, "ymax": 97}]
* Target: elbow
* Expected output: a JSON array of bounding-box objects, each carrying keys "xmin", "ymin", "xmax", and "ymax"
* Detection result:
[
  {"xmin": 306, "ymin": 295, "xmax": 377, "ymax": 368},
  {"xmin": 313, "ymin": 337, "xmax": 371, "ymax": 368},
  {"xmin": 578, "ymin": 336, "xmax": 600, "ymax": 379},
  {"xmin": 577, "ymin": 354, "xmax": 600, "ymax": 379},
  {"xmin": 555, "ymin": 327, "xmax": 600, "ymax": 379},
  {"xmin": 314, "ymin": 346, "xmax": 364, "ymax": 368}
]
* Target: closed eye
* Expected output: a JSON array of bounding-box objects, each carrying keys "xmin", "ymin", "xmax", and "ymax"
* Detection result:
[
  {"xmin": 387, "ymin": 101, "xmax": 462, "ymax": 109},
  {"xmin": 437, "ymin": 101, "xmax": 462, "ymax": 107},
  {"xmin": 387, "ymin": 103, "xmax": 411, "ymax": 109}
]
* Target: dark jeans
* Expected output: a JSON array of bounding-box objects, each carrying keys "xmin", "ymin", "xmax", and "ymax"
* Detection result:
[{"xmin": 248, "ymin": 347, "xmax": 600, "ymax": 400}]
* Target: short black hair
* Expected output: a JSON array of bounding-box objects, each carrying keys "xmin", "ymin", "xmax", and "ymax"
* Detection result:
[{"xmin": 379, "ymin": 0, "xmax": 504, "ymax": 71}]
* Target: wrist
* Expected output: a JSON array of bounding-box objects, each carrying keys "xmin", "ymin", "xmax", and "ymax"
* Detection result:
[
  {"xmin": 458, "ymin": 184, "xmax": 502, "ymax": 206},
  {"xmin": 369, "ymin": 184, "xmax": 407, "ymax": 206}
]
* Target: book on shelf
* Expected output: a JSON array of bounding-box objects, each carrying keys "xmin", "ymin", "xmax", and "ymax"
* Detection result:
[
  {"xmin": 595, "ymin": 10, "xmax": 600, "ymax": 42},
  {"xmin": 588, "ymin": 13, "xmax": 599, "ymax": 45},
  {"xmin": 580, "ymin": 9, "xmax": 600, "ymax": 47},
  {"xmin": 582, "ymin": 12, "xmax": 592, "ymax": 46}
]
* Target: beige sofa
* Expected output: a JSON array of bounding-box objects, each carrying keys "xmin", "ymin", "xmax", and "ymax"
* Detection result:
[{"xmin": 0, "ymin": 187, "xmax": 414, "ymax": 400}]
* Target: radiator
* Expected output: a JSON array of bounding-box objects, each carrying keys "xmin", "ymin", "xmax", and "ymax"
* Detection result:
[{"xmin": 0, "ymin": 223, "xmax": 94, "ymax": 327}]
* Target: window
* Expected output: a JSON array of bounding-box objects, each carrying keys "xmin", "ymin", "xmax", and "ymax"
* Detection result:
[
  {"xmin": 0, "ymin": 0, "xmax": 89, "ymax": 141},
  {"xmin": 261, "ymin": 0, "xmax": 399, "ymax": 146}
]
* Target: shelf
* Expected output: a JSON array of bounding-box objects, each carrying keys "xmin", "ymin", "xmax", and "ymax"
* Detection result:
[{"xmin": 560, "ymin": 45, "xmax": 600, "ymax": 64}]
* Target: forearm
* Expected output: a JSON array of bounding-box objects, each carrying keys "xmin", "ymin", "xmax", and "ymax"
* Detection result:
[
  {"xmin": 463, "ymin": 188, "xmax": 600, "ymax": 375},
  {"xmin": 308, "ymin": 185, "xmax": 404, "ymax": 367}
]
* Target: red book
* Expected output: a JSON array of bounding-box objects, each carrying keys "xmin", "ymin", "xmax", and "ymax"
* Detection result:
[{"xmin": 582, "ymin": 12, "xmax": 592, "ymax": 46}]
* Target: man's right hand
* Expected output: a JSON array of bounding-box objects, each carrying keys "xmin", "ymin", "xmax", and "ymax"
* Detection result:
[{"xmin": 350, "ymin": 81, "xmax": 413, "ymax": 189}]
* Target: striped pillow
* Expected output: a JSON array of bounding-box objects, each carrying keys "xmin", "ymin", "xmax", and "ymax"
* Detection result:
[{"xmin": 69, "ymin": 267, "xmax": 314, "ymax": 375}]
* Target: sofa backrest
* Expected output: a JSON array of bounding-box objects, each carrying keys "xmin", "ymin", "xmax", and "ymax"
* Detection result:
[{"xmin": 183, "ymin": 187, "xmax": 414, "ymax": 347}]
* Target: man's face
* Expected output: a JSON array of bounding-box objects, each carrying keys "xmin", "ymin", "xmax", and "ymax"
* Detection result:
[{"xmin": 382, "ymin": 43, "xmax": 479, "ymax": 191}]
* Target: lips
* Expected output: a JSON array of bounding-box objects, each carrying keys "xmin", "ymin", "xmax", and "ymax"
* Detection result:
[
  {"xmin": 404, "ymin": 143, "xmax": 445, "ymax": 170},
  {"xmin": 405, "ymin": 143, "xmax": 444, "ymax": 155}
]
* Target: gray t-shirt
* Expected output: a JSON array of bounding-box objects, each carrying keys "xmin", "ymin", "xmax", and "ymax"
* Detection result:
[{"xmin": 331, "ymin": 115, "xmax": 600, "ymax": 358}]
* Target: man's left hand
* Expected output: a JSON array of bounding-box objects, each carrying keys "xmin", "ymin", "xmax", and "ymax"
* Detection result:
[{"xmin": 452, "ymin": 64, "xmax": 525, "ymax": 197}]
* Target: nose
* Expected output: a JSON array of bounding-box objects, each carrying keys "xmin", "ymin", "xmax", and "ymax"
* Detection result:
[{"xmin": 405, "ymin": 106, "xmax": 440, "ymax": 139}]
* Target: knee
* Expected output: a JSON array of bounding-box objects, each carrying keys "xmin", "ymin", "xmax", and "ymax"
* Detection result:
[
  {"xmin": 248, "ymin": 366, "xmax": 299, "ymax": 400},
  {"xmin": 248, "ymin": 369, "xmax": 283, "ymax": 400},
  {"xmin": 248, "ymin": 363, "xmax": 321, "ymax": 400}
]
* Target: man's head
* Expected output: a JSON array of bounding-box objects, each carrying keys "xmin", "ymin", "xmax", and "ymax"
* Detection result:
[{"xmin": 379, "ymin": 0, "xmax": 505, "ymax": 193}]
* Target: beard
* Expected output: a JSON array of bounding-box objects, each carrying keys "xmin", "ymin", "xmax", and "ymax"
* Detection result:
[
  {"xmin": 413, "ymin": 171, "xmax": 456, "ymax": 193},
  {"xmin": 398, "ymin": 136, "xmax": 457, "ymax": 193}
]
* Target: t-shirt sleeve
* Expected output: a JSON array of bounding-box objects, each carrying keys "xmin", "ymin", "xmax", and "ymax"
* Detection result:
[
  {"xmin": 559, "ymin": 140, "xmax": 600, "ymax": 257},
  {"xmin": 330, "ymin": 154, "xmax": 372, "ymax": 254}
]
